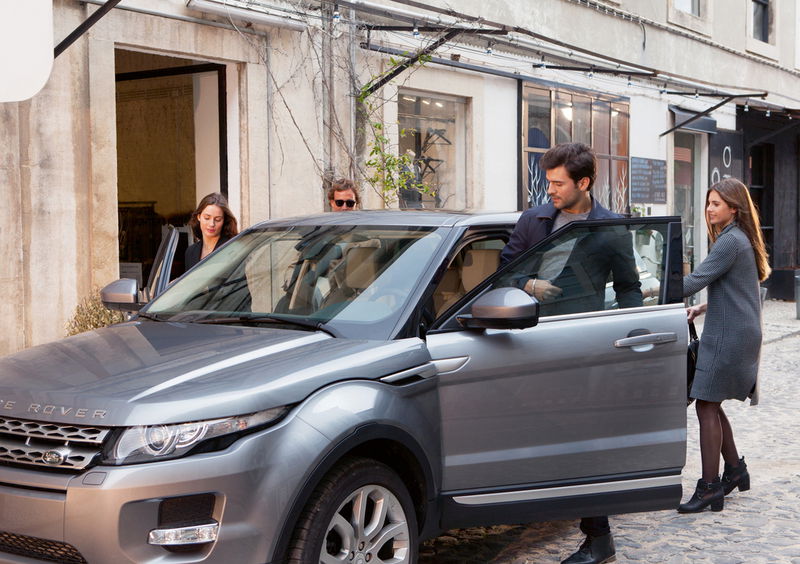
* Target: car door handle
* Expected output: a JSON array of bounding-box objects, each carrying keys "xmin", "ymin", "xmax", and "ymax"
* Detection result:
[{"xmin": 614, "ymin": 332, "xmax": 678, "ymax": 348}]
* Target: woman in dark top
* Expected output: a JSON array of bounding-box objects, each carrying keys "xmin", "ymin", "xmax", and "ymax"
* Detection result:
[
  {"xmin": 185, "ymin": 193, "xmax": 238, "ymax": 271},
  {"xmin": 678, "ymin": 178, "xmax": 770, "ymax": 514}
]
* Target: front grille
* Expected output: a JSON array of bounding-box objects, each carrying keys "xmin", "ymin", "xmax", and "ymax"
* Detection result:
[
  {"xmin": 0, "ymin": 416, "xmax": 110, "ymax": 471},
  {"xmin": 0, "ymin": 530, "xmax": 87, "ymax": 564}
]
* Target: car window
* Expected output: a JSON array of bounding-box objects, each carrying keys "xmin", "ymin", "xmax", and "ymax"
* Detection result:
[
  {"xmin": 493, "ymin": 222, "xmax": 668, "ymax": 317},
  {"xmin": 432, "ymin": 236, "xmax": 508, "ymax": 318},
  {"xmin": 144, "ymin": 225, "xmax": 445, "ymax": 339}
]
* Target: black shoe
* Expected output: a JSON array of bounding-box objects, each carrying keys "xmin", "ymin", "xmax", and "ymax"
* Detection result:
[
  {"xmin": 722, "ymin": 456, "xmax": 750, "ymax": 495},
  {"xmin": 677, "ymin": 477, "xmax": 724, "ymax": 513},
  {"xmin": 561, "ymin": 533, "xmax": 616, "ymax": 564}
]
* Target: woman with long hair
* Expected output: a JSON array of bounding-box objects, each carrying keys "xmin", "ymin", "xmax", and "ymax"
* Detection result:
[
  {"xmin": 678, "ymin": 177, "xmax": 770, "ymax": 513},
  {"xmin": 185, "ymin": 192, "xmax": 239, "ymax": 271}
]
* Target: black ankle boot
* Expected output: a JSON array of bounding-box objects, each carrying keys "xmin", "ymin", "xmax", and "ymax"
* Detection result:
[
  {"xmin": 677, "ymin": 477, "xmax": 724, "ymax": 513},
  {"xmin": 561, "ymin": 533, "xmax": 616, "ymax": 564},
  {"xmin": 722, "ymin": 456, "xmax": 750, "ymax": 495}
]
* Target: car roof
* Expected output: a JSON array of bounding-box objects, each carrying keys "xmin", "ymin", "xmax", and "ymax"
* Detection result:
[{"xmin": 248, "ymin": 209, "xmax": 522, "ymax": 229}]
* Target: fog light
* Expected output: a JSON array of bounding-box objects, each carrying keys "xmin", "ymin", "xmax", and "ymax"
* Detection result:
[{"xmin": 148, "ymin": 522, "xmax": 218, "ymax": 546}]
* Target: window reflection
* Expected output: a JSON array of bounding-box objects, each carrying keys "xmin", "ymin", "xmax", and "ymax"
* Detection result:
[
  {"xmin": 398, "ymin": 91, "xmax": 466, "ymax": 209},
  {"xmin": 521, "ymin": 86, "xmax": 630, "ymax": 213}
]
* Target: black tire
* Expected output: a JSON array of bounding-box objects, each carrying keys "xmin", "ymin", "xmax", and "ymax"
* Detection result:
[{"xmin": 288, "ymin": 456, "xmax": 418, "ymax": 564}]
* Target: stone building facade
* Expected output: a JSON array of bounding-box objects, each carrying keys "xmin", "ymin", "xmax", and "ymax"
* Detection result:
[{"xmin": 2, "ymin": 0, "xmax": 799, "ymax": 354}]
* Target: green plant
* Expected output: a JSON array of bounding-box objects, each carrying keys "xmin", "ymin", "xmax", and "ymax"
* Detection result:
[
  {"xmin": 65, "ymin": 288, "xmax": 125, "ymax": 336},
  {"xmin": 358, "ymin": 54, "xmax": 435, "ymax": 206},
  {"xmin": 363, "ymin": 122, "xmax": 433, "ymax": 205}
]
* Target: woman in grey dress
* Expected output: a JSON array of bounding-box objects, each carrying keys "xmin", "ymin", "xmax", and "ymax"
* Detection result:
[{"xmin": 678, "ymin": 178, "xmax": 771, "ymax": 513}]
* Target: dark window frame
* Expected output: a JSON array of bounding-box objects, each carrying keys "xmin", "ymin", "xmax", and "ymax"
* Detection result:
[
  {"xmin": 520, "ymin": 84, "xmax": 630, "ymax": 214},
  {"xmin": 116, "ymin": 63, "xmax": 229, "ymax": 197}
]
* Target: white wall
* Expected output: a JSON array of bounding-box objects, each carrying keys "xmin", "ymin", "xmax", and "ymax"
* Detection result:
[{"xmin": 630, "ymin": 95, "xmax": 669, "ymax": 160}]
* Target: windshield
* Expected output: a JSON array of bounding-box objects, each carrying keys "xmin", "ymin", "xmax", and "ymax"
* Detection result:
[{"xmin": 145, "ymin": 224, "xmax": 444, "ymax": 338}]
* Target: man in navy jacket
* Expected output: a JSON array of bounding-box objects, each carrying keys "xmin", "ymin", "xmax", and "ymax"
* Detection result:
[{"xmin": 500, "ymin": 142, "xmax": 634, "ymax": 564}]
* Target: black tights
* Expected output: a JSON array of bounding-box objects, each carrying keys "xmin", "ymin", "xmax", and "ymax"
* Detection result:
[{"xmin": 695, "ymin": 400, "xmax": 740, "ymax": 481}]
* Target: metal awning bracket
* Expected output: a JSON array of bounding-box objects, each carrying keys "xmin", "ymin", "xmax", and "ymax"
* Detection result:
[
  {"xmin": 660, "ymin": 92, "xmax": 767, "ymax": 137},
  {"xmin": 359, "ymin": 27, "xmax": 464, "ymax": 99},
  {"xmin": 55, "ymin": 0, "xmax": 123, "ymax": 58}
]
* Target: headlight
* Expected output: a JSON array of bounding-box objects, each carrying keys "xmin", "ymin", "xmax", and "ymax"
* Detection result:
[{"xmin": 105, "ymin": 406, "xmax": 289, "ymax": 465}]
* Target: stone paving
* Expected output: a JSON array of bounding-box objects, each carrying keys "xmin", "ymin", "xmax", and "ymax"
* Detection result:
[{"xmin": 420, "ymin": 300, "xmax": 800, "ymax": 564}]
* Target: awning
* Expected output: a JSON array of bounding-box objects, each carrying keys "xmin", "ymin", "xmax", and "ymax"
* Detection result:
[{"xmin": 669, "ymin": 106, "xmax": 717, "ymax": 134}]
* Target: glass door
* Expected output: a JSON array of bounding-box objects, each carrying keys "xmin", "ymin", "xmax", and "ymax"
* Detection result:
[{"xmin": 673, "ymin": 132, "xmax": 700, "ymax": 277}]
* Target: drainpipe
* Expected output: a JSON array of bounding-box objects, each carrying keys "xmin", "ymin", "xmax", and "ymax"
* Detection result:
[{"xmin": 321, "ymin": 2, "xmax": 335, "ymax": 188}]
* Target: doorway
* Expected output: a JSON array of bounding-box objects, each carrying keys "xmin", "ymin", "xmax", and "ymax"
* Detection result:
[
  {"xmin": 748, "ymin": 143, "xmax": 775, "ymax": 265},
  {"xmin": 673, "ymin": 130, "xmax": 709, "ymax": 304},
  {"xmin": 115, "ymin": 49, "xmax": 227, "ymax": 288}
]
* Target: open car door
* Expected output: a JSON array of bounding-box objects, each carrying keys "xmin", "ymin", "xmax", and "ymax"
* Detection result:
[
  {"xmin": 144, "ymin": 225, "xmax": 179, "ymax": 302},
  {"xmin": 425, "ymin": 216, "xmax": 687, "ymax": 529}
]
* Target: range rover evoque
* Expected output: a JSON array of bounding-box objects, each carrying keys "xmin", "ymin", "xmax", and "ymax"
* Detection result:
[{"xmin": 0, "ymin": 210, "xmax": 688, "ymax": 564}]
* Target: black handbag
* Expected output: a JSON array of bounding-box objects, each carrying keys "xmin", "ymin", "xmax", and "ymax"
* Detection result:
[{"xmin": 686, "ymin": 322, "xmax": 700, "ymax": 405}]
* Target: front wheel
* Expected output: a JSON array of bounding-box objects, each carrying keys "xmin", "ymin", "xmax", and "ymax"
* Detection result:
[{"xmin": 289, "ymin": 456, "xmax": 418, "ymax": 564}]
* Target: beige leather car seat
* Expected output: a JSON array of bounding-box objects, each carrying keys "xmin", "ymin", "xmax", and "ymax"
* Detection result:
[{"xmin": 461, "ymin": 249, "xmax": 500, "ymax": 292}]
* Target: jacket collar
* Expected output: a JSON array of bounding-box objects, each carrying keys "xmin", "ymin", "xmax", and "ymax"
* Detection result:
[{"xmin": 535, "ymin": 196, "xmax": 603, "ymax": 221}]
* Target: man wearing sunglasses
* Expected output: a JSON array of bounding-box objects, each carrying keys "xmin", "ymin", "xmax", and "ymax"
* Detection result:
[{"xmin": 327, "ymin": 178, "xmax": 361, "ymax": 211}]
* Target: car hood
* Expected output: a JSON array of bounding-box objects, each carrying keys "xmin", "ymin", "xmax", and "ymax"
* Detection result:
[{"xmin": 0, "ymin": 321, "xmax": 430, "ymax": 426}]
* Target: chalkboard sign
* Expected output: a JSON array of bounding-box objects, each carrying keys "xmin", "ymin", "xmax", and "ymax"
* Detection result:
[{"xmin": 630, "ymin": 157, "xmax": 667, "ymax": 203}]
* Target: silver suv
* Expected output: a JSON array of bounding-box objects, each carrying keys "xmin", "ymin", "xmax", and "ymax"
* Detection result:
[{"xmin": 0, "ymin": 211, "xmax": 688, "ymax": 564}]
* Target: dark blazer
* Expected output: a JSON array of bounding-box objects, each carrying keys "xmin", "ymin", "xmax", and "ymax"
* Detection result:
[
  {"xmin": 499, "ymin": 198, "xmax": 620, "ymax": 266},
  {"xmin": 499, "ymin": 198, "xmax": 642, "ymax": 315},
  {"xmin": 185, "ymin": 236, "xmax": 230, "ymax": 272}
]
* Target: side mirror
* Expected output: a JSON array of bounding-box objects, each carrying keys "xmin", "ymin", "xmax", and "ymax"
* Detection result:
[
  {"xmin": 101, "ymin": 278, "xmax": 142, "ymax": 312},
  {"xmin": 457, "ymin": 287, "xmax": 539, "ymax": 330}
]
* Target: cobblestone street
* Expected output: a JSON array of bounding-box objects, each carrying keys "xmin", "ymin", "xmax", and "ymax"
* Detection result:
[{"xmin": 421, "ymin": 300, "xmax": 800, "ymax": 564}]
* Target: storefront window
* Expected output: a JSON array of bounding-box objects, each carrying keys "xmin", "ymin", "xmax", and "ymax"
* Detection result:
[
  {"xmin": 523, "ymin": 87, "xmax": 551, "ymax": 207},
  {"xmin": 522, "ymin": 84, "xmax": 629, "ymax": 213},
  {"xmin": 398, "ymin": 91, "xmax": 466, "ymax": 209}
]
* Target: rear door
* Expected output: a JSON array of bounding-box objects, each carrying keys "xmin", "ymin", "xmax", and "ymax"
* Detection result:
[{"xmin": 425, "ymin": 217, "xmax": 687, "ymax": 526}]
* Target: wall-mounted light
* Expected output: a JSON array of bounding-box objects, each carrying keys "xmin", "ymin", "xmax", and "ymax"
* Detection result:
[{"xmin": 186, "ymin": 0, "xmax": 307, "ymax": 32}]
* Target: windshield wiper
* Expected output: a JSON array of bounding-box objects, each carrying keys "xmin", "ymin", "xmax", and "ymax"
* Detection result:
[
  {"xmin": 193, "ymin": 314, "xmax": 338, "ymax": 337},
  {"xmin": 136, "ymin": 312, "xmax": 165, "ymax": 322}
]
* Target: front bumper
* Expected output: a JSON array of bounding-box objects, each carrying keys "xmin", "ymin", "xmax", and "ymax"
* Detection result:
[{"xmin": 0, "ymin": 416, "xmax": 329, "ymax": 564}]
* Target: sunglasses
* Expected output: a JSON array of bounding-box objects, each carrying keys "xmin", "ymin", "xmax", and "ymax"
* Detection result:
[{"xmin": 334, "ymin": 199, "xmax": 356, "ymax": 208}]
